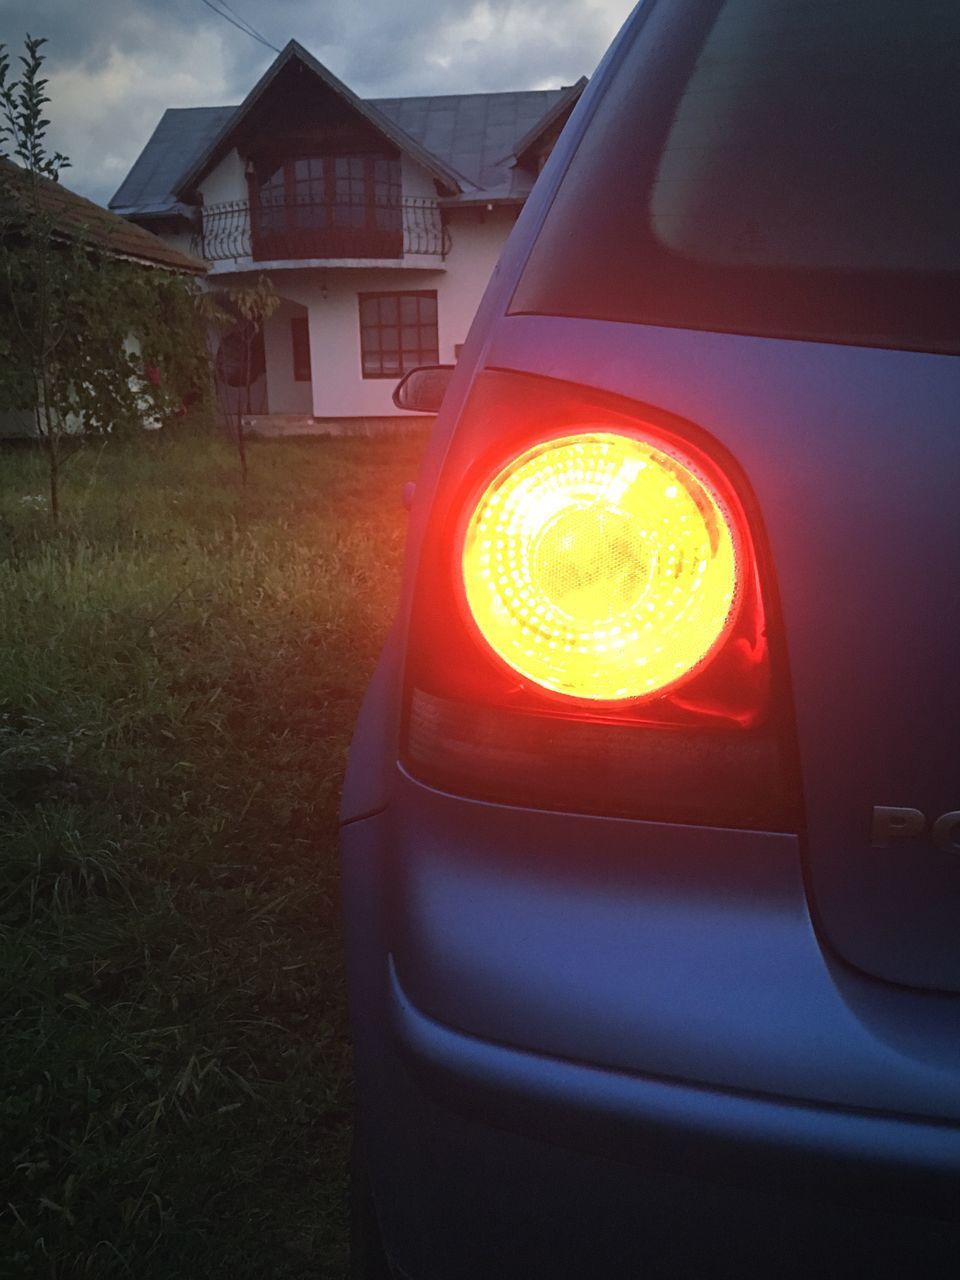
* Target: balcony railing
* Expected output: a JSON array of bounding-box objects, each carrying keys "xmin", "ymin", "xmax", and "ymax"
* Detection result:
[{"xmin": 196, "ymin": 197, "xmax": 449, "ymax": 263}]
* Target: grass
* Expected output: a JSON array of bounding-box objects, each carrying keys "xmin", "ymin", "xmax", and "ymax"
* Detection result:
[{"xmin": 0, "ymin": 429, "xmax": 427, "ymax": 1278}]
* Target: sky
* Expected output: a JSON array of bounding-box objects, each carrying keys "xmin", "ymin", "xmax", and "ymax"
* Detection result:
[{"xmin": 0, "ymin": 0, "xmax": 632, "ymax": 209}]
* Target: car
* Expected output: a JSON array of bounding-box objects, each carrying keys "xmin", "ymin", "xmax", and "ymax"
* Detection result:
[{"xmin": 340, "ymin": 1, "xmax": 960, "ymax": 1275}]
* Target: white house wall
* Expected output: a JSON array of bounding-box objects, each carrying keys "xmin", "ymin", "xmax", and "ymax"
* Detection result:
[
  {"xmin": 401, "ymin": 153, "xmax": 440, "ymax": 200},
  {"xmin": 230, "ymin": 205, "xmax": 517, "ymax": 418},
  {"xmin": 438, "ymin": 206, "xmax": 517, "ymax": 367},
  {"xmin": 263, "ymin": 268, "xmax": 444, "ymax": 418},
  {"xmin": 200, "ymin": 149, "xmax": 246, "ymax": 206},
  {"xmin": 263, "ymin": 298, "xmax": 312, "ymax": 416}
]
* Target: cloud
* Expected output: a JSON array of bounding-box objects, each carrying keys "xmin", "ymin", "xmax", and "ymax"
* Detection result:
[
  {"xmin": 0, "ymin": 0, "xmax": 631, "ymax": 205},
  {"xmin": 345, "ymin": 0, "xmax": 617, "ymax": 95},
  {"xmin": 45, "ymin": 35, "xmax": 236, "ymax": 202}
]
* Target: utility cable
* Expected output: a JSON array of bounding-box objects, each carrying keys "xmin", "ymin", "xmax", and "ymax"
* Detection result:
[{"xmin": 196, "ymin": 0, "xmax": 281, "ymax": 53}]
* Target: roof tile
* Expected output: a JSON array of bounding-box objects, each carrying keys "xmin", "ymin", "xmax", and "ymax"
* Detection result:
[{"xmin": 3, "ymin": 157, "xmax": 206, "ymax": 274}]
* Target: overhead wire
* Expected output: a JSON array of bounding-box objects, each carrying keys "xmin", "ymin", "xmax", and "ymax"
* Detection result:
[
  {"xmin": 217, "ymin": 0, "xmax": 281, "ymax": 52},
  {"xmin": 196, "ymin": 0, "xmax": 281, "ymax": 53}
]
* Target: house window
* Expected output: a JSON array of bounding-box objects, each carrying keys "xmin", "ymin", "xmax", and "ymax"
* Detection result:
[
  {"xmin": 256, "ymin": 164, "xmax": 287, "ymax": 235},
  {"xmin": 291, "ymin": 317, "xmax": 311, "ymax": 382},
  {"xmin": 293, "ymin": 158, "xmax": 326, "ymax": 229},
  {"xmin": 335, "ymin": 156, "xmax": 367, "ymax": 229},
  {"xmin": 358, "ymin": 291, "xmax": 438, "ymax": 378},
  {"xmin": 373, "ymin": 158, "xmax": 402, "ymax": 233}
]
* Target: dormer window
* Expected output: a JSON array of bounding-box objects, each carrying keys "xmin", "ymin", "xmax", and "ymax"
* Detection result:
[{"xmin": 248, "ymin": 153, "xmax": 402, "ymax": 260}]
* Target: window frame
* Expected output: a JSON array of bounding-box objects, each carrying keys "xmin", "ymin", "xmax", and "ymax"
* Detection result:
[{"xmin": 357, "ymin": 290, "xmax": 439, "ymax": 380}]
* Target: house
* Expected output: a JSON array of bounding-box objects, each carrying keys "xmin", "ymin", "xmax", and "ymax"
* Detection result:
[
  {"xmin": 0, "ymin": 155, "xmax": 207, "ymax": 437},
  {"xmin": 110, "ymin": 40, "xmax": 585, "ymax": 434}
]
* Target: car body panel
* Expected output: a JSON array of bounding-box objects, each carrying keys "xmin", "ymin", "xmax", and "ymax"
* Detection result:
[
  {"xmin": 483, "ymin": 315, "xmax": 960, "ymax": 992},
  {"xmin": 388, "ymin": 952, "xmax": 960, "ymax": 1219},
  {"xmin": 386, "ymin": 768, "xmax": 960, "ymax": 1119}
]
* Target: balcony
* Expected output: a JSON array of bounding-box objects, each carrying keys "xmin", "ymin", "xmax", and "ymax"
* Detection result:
[{"xmin": 197, "ymin": 196, "xmax": 449, "ymax": 265}]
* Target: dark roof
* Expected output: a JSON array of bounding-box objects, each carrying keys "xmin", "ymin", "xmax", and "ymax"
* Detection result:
[
  {"xmin": 172, "ymin": 41, "xmax": 468, "ymax": 199},
  {"xmin": 110, "ymin": 43, "xmax": 580, "ymax": 217},
  {"xmin": 371, "ymin": 87, "xmax": 571, "ymax": 191},
  {"xmin": 111, "ymin": 105, "xmax": 237, "ymax": 217},
  {"xmin": 505, "ymin": 76, "xmax": 587, "ymax": 168},
  {"xmin": 2, "ymin": 157, "xmax": 207, "ymax": 274}
]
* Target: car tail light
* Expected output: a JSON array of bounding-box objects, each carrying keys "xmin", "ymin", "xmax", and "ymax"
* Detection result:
[
  {"xmin": 401, "ymin": 370, "xmax": 800, "ymax": 831},
  {"xmin": 461, "ymin": 432, "xmax": 741, "ymax": 703}
]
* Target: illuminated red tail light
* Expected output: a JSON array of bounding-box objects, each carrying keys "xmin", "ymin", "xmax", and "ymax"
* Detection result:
[
  {"xmin": 402, "ymin": 370, "xmax": 800, "ymax": 831},
  {"xmin": 461, "ymin": 431, "xmax": 742, "ymax": 703}
]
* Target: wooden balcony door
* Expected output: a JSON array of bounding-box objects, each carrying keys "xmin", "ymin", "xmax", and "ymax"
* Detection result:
[{"xmin": 249, "ymin": 154, "xmax": 402, "ymax": 261}]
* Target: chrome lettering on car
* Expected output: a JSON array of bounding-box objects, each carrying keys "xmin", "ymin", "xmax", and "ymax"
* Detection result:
[
  {"xmin": 932, "ymin": 812, "xmax": 960, "ymax": 852},
  {"xmin": 871, "ymin": 806, "xmax": 960, "ymax": 852}
]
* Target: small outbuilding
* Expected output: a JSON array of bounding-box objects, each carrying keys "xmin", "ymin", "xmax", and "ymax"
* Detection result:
[{"xmin": 0, "ymin": 156, "xmax": 206, "ymax": 438}]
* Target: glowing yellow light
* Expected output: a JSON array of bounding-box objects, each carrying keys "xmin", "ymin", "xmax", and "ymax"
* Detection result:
[{"xmin": 461, "ymin": 432, "xmax": 740, "ymax": 701}]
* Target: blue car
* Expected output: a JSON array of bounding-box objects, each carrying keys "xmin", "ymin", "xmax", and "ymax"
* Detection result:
[{"xmin": 341, "ymin": 1, "xmax": 960, "ymax": 1275}]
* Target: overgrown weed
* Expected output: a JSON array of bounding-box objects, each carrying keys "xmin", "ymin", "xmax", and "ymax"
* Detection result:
[{"xmin": 0, "ymin": 431, "xmax": 426, "ymax": 1277}]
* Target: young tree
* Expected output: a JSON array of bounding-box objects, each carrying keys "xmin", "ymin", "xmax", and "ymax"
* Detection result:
[
  {"xmin": 208, "ymin": 276, "xmax": 279, "ymax": 485},
  {"xmin": 0, "ymin": 36, "xmax": 210, "ymax": 523}
]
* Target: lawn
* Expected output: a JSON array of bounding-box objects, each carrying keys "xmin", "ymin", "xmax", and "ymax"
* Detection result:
[{"xmin": 0, "ymin": 429, "xmax": 427, "ymax": 1278}]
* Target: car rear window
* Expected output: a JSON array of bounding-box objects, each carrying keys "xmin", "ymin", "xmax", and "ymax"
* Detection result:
[{"xmin": 511, "ymin": 0, "xmax": 960, "ymax": 354}]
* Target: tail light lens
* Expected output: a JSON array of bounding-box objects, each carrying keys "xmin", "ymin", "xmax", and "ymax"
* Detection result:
[
  {"xmin": 462, "ymin": 432, "xmax": 741, "ymax": 703},
  {"xmin": 401, "ymin": 370, "xmax": 800, "ymax": 831}
]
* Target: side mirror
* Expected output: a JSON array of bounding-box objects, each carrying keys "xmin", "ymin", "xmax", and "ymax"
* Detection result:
[{"xmin": 393, "ymin": 365, "xmax": 455, "ymax": 414}]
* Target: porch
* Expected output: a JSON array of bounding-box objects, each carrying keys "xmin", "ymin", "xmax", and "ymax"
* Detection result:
[{"xmin": 211, "ymin": 270, "xmax": 445, "ymax": 424}]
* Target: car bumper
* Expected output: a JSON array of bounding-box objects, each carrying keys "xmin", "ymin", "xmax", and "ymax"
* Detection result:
[
  {"xmin": 342, "ymin": 794, "xmax": 960, "ymax": 1279},
  {"xmin": 378, "ymin": 961, "xmax": 960, "ymax": 1279}
]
